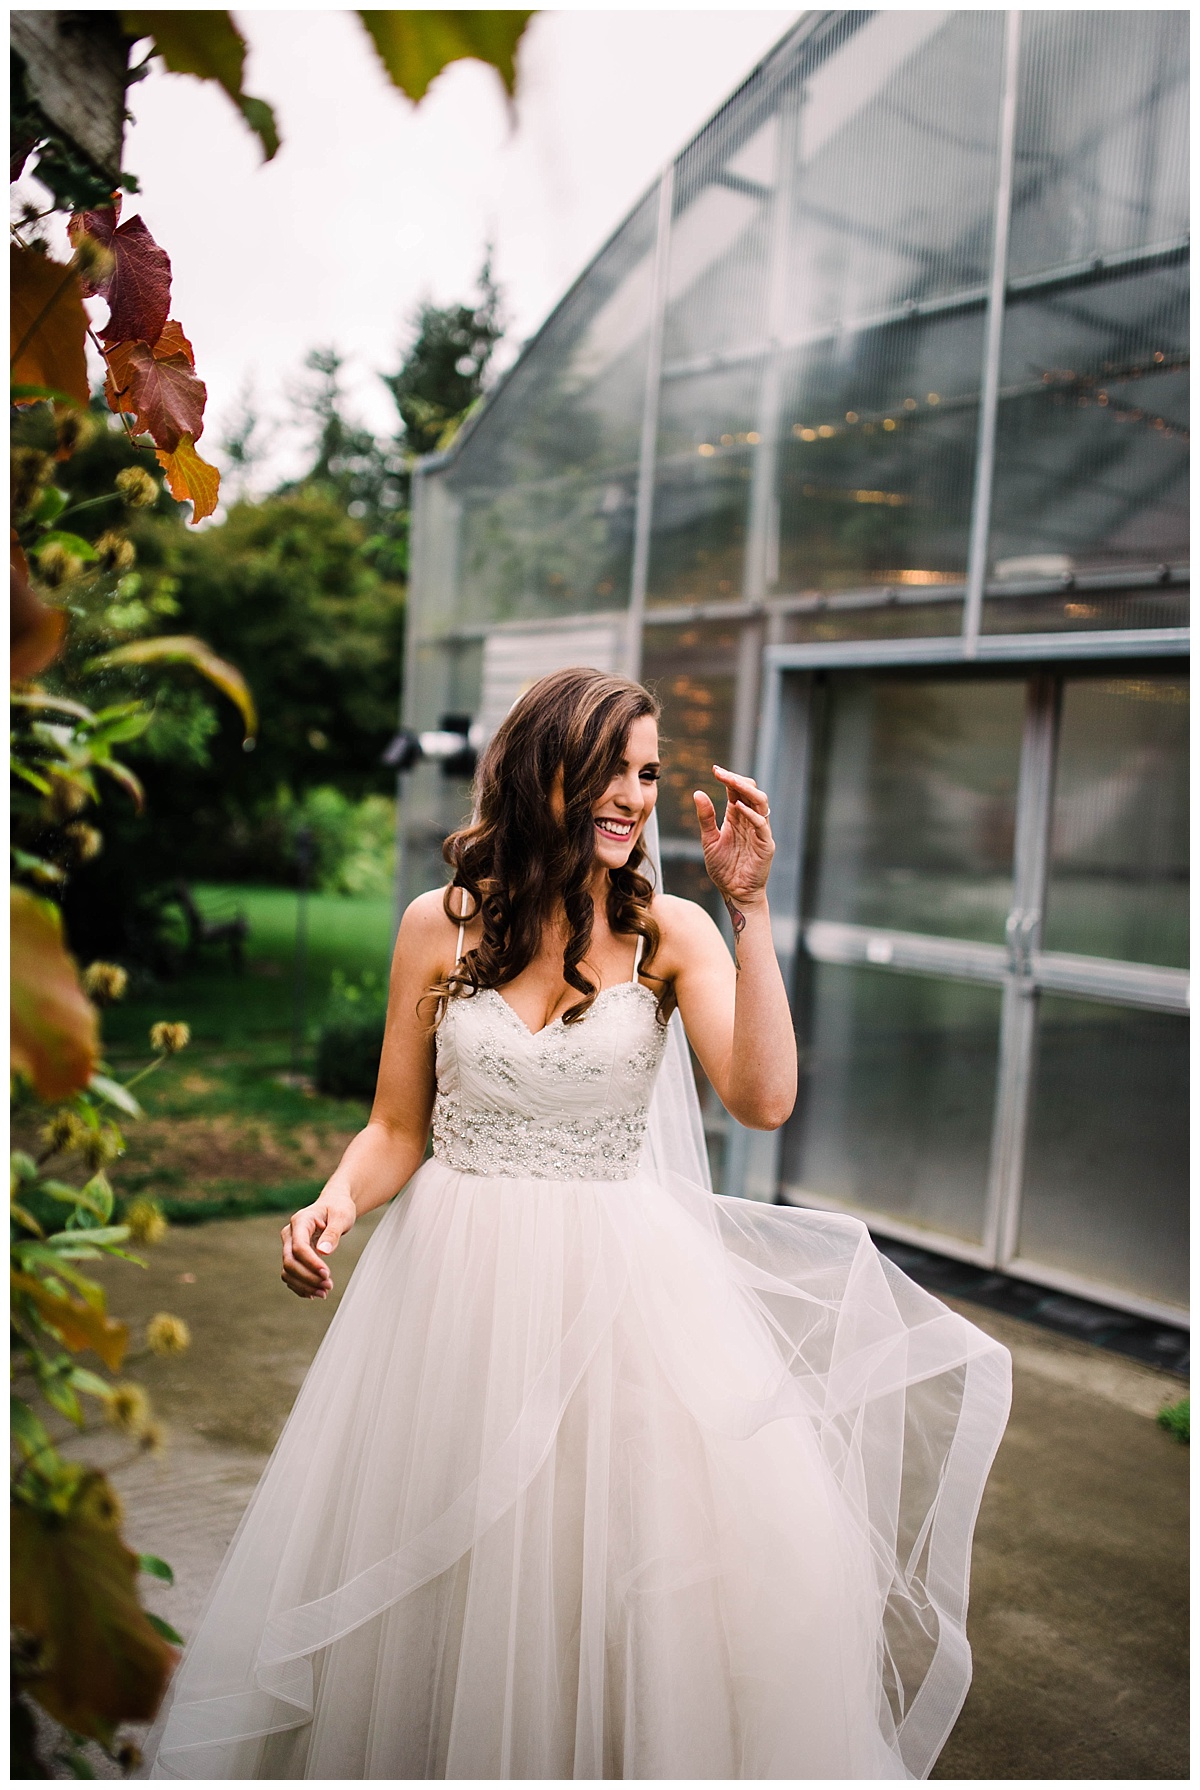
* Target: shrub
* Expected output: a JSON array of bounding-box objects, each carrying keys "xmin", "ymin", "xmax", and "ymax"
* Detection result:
[
  {"xmin": 1157, "ymin": 1395, "xmax": 1189, "ymax": 1445},
  {"xmin": 314, "ymin": 970, "xmax": 387, "ymax": 1099},
  {"xmin": 259, "ymin": 785, "xmax": 396, "ymax": 895}
]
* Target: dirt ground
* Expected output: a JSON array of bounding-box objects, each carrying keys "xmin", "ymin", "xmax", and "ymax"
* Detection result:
[{"xmin": 84, "ymin": 1213, "xmax": 1188, "ymax": 1780}]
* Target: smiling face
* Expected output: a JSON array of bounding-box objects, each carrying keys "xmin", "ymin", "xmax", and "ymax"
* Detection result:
[{"xmin": 589, "ymin": 713, "xmax": 660, "ymax": 869}]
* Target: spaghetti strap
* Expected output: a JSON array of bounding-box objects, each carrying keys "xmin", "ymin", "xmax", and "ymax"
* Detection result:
[{"xmin": 455, "ymin": 886, "xmax": 467, "ymax": 967}]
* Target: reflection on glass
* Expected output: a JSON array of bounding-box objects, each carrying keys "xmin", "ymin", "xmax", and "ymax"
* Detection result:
[
  {"xmin": 648, "ymin": 366, "xmax": 760, "ymax": 604},
  {"xmin": 783, "ymin": 964, "xmax": 1001, "ymax": 1245},
  {"xmin": 807, "ymin": 676, "xmax": 1024, "ymax": 944},
  {"xmin": 981, "ymin": 583, "xmax": 1189, "ymax": 638},
  {"xmin": 780, "ymin": 12, "xmax": 1002, "ymax": 334},
  {"xmin": 1043, "ymin": 676, "xmax": 1189, "ymax": 968},
  {"xmin": 781, "ymin": 599, "xmax": 962, "ymax": 645},
  {"xmin": 423, "ymin": 188, "xmax": 658, "ymax": 630},
  {"xmin": 1008, "ymin": 13, "xmax": 1188, "ymax": 279},
  {"xmin": 989, "ymin": 268, "xmax": 1189, "ymax": 578},
  {"xmin": 459, "ymin": 472, "xmax": 637, "ymax": 625},
  {"xmin": 642, "ymin": 622, "xmax": 738, "ymax": 844},
  {"xmin": 775, "ymin": 313, "xmax": 984, "ymax": 593},
  {"xmin": 1018, "ymin": 998, "xmax": 1188, "ymax": 1309}
]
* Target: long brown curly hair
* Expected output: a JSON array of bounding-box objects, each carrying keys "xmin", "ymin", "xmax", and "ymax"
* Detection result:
[{"xmin": 432, "ymin": 666, "xmax": 665, "ymax": 1025}]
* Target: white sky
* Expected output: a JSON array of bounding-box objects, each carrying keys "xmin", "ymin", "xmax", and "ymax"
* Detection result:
[{"xmin": 107, "ymin": 8, "xmax": 799, "ymax": 492}]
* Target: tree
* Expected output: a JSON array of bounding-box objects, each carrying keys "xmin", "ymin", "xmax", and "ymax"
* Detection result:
[
  {"xmin": 383, "ymin": 258, "xmax": 504, "ymax": 457},
  {"xmin": 11, "ymin": 12, "xmax": 535, "ymax": 1771}
]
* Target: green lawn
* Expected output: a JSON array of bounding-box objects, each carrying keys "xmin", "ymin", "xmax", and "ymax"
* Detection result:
[
  {"xmin": 103, "ymin": 882, "xmax": 394, "ymax": 1052},
  {"xmin": 91, "ymin": 885, "xmax": 394, "ymax": 1222}
]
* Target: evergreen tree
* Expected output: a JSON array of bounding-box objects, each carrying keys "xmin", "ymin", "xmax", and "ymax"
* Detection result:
[{"xmin": 383, "ymin": 258, "xmax": 503, "ymax": 458}]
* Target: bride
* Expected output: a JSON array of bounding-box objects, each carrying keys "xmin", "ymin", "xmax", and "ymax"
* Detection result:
[{"xmin": 151, "ymin": 667, "xmax": 1010, "ymax": 1780}]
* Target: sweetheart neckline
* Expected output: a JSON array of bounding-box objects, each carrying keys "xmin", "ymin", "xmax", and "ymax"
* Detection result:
[{"xmin": 481, "ymin": 981, "xmax": 658, "ymax": 1040}]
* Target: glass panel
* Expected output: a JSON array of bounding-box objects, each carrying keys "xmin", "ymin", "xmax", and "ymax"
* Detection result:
[
  {"xmin": 641, "ymin": 620, "xmax": 739, "ymax": 883},
  {"xmin": 989, "ymin": 265, "xmax": 1189, "ymax": 581},
  {"xmin": 1043, "ymin": 674, "xmax": 1189, "ymax": 968},
  {"xmin": 1018, "ymin": 998, "xmax": 1188, "ymax": 1311},
  {"xmin": 647, "ymin": 366, "xmax": 759, "ymax": 605},
  {"xmin": 783, "ymin": 964, "xmax": 1002, "ymax": 1247},
  {"xmin": 779, "ymin": 598, "xmax": 961, "ymax": 645},
  {"xmin": 807, "ymin": 676, "xmax": 1025, "ymax": 945},
  {"xmin": 780, "ymin": 12, "xmax": 1003, "ymax": 334},
  {"xmin": 981, "ymin": 580, "xmax": 1189, "ymax": 638},
  {"xmin": 769, "ymin": 11, "xmax": 1004, "ymax": 605},
  {"xmin": 414, "ymin": 186, "xmax": 659, "ymax": 634},
  {"xmin": 457, "ymin": 470, "xmax": 637, "ymax": 626},
  {"xmin": 775, "ymin": 312, "xmax": 983, "ymax": 597},
  {"xmin": 1008, "ymin": 13, "xmax": 1189, "ymax": 280},
  {"xmin": 990, "ymin": 11, "xmax": 1189, "ymax": 588}
]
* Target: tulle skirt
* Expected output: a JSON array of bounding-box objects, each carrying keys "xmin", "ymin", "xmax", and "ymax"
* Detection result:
[{"xmin": 150, "ymin": 1156, "xmax": 1010, "ymax": 1780}]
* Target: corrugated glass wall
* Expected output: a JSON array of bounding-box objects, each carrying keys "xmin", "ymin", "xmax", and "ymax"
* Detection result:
[{"xmin": 399, "ymin": 11, "xmax": 1188, "ymax": 1314}]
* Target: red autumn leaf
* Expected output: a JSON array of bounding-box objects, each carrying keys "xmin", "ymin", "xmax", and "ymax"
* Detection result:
[
  {"xmin": 11, "ymin": 536, "xmax": 66, "ymax": 682},
  {"xmin": 69, "ymin": 203, "xmax": 171, "ymax": 351},
  {"xmin": 102, "ymin": 340, "xmax": 206, "ymax": 453},
  {"xmin": 155, "ymin": 435, "xmax": 220, "ymax": 523},
  {"xmin": 154, "ymin": 319, "xmax": 195, "ymax": 368},
  {"xmin": 11, "ymin": 887, "xmax": 100, "ymax": 1099},
  {"xmin": 10, "ymin": 246, "xmax": 90, "ymax": 407}
]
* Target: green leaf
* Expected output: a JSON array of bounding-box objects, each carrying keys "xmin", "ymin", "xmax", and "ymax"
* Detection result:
[
  {"xmin": 87, "ymin": 704, "xmax": 154, "ymax": 746},
  {"xmin": 11, "ymin": 1394, "xmax": 55, "ymax": 1462},
  {"xmin": 10, "ymin": 1200, "xmax": 46, "ymax": 1237},
  {"xmin": 86, "ymin": 635, "xmax": 257, "ymax": 744},
  {"xmin": 34, "ymin": 531, "xmax": 99, "ymax": 562},
  {"xmin": 40, "ymin": 1368, "xmax": 85, "ymax": 1426},
  {"xmin": 11, "ymin": 759, "xmax": 54, "ymax": 795},
  {"xmin": 68, "ymin": 1367, "xmax": 113, "ymax": 1400},
  {"xmin": 35, "ymin": 485, "xmax": 68, "ymax": 525},
  {"xmin": 238, "ymin": 94, "xmax": 280, "ymax": 159},
  {"xmin": 121, "ymin": 10, "xmax": 281, "ymax": 160},
  {"xmin": 137, "ymin": 1554, "xmax": 174, "ymax": 1586},
  {"xmin": 44, "ymin": 1223, "xmax": 132, "ymax": 1250},
  {"xmin": 145, "ymin": 1611, "xmax": 184, "ymax": 1646},
  {"xmin": 80, "ymin": 1172, "xmax": 115, "ymax": 1224},
  {"xmin": 356, "ymin": 10, "xmax": 534, "ymax": 102},
  {"xmin": 12, "ymin": 1243, "xmax": 107, "ymax": 1305},
  {"xmin": 88, "ymin": 1073, "xmax": 144, "ymax": 1120},
  {"xmin": 11, "ymin": 845, "xmax": 66, "ymax": 883}
]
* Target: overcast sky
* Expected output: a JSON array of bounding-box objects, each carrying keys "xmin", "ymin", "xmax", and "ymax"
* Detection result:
[{"xmin": 106, "ymin": 8, "xmax": 798, "ymax": 492}]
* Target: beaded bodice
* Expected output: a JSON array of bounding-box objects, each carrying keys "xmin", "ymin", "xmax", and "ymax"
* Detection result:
[{"xmin": 432, "ymin": 983, "xmax": 669, "ymax": 1180}]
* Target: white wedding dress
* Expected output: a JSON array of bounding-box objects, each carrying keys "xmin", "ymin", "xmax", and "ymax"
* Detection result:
[{"xmin": 151, "ymin": 939, "xmax": 1010, "ymax": 1781}]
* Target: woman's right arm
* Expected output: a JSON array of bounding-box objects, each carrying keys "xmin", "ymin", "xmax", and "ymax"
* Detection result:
[{"xmin": 280, "ymin": 890, "xmax": 451, "ymax": 1299}]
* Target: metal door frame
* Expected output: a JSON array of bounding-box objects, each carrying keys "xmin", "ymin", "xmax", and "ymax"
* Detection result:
[{"xmin": 723, "ymin": 625, "xmax": 1190, "ymax": 1326}]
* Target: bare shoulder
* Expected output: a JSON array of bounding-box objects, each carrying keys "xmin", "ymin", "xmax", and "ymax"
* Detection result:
[
  {"xmin": 392, "ymin": 886, "xmax": 460, "ymax": 982},
  {"xmin": 648, "ymin": 891, "xmax": 728, "ymax": 976}
]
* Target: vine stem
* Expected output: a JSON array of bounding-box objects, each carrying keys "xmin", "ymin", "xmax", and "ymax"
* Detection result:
[{"xmin": 120, "ymin": 1051, "xmax": 169, "ymax": 1094}]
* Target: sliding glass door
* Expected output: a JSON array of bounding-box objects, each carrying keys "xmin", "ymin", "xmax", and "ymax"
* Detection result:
[{"xmin": 780, "ymin": 665, "xmax": 1188, "ymax": 1320}]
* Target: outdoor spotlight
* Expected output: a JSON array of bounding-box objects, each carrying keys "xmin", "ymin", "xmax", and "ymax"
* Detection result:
[{"xmin": 381, "ymin": 714, "xmax": 483, "ymax": 777}]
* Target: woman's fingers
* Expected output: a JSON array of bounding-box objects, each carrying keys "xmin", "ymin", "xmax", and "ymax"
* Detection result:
[
  {"xmin": 713, "ymin": 765, "xmax": 769, "ymax": 814},
  {"xmin": 693, "ymin": 788, "xmax": 721, "ymax": 845},
  {"xmin": 282, "ymin": 1211, "xmax": 332, "ymax": 1298},
  {"xmin": 731, "ymin": 799, "xmax": 772, "ymax": 835}
]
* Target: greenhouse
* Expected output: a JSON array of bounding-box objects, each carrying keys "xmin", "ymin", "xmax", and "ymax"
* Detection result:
[{"xmin": 397, "ymin": 10, "xmax": 1189, "ymax": 1324}]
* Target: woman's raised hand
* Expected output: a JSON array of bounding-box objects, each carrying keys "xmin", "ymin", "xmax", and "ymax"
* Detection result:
[
  {"xmin": 281, "ymin": 1187, "xmax": 358, "ymax": 1300},
  {"xmin": 693, "ymin": 766, "xmax": 775, "ymax": 910}
]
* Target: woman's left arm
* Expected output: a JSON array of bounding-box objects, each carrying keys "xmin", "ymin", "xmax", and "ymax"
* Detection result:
[{"xmin": 663, "ymin": 766, "xmax": 797, "ymax": 1131}]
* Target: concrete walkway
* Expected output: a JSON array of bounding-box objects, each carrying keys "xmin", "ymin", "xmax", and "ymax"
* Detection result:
[{"xmin": 73, "ymin": 1213, "xmax": 1186, "ymax": 1780}]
